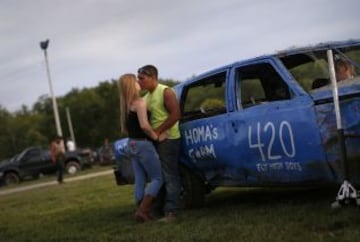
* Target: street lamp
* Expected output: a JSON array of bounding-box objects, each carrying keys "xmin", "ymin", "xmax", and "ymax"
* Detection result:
[{"xmin": 40, "ymin": 39, "xmax": 63, "ymax": 136}]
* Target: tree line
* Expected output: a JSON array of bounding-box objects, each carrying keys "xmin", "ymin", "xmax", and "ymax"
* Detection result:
[{"xmin": 0, "ymin": 78, "xmax": 179, "ymax": 160}]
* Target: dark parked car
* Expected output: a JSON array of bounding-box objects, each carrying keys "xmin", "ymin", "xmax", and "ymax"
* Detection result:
[{"xmin": 0, "ymin": 146, "xmax": 92, "ymax": 185}]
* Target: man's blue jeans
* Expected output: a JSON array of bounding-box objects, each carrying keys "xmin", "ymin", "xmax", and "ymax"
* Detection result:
[
  {"xmin": 156, "ymin": 138, "xmax": 181, "ymax": 214},
  {"xmin": 128, "ymin": 139, "xmax": 163, "ymax": 203}
]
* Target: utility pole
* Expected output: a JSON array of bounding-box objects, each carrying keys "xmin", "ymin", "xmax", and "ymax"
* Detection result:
[
  {"xmin": 66, "ymin": 107, "xmax": 76, "ymax": 149},
  {"xmin": 40, "ymin": 39, "xmax": 63, "ymax": 136}
]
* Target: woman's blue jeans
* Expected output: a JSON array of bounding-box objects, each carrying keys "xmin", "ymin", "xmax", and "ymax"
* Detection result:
[{"xmin": 127, "ymin": 139, "xmax": 163, "ymax": 203}]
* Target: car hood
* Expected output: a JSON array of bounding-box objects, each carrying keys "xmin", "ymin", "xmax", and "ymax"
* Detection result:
[
  {"xmin": 0, "ymin": 158, "xmax": 10, "ymax": 163},
  {"xmin": 0, "ymin": 159, "xmax": 10, "ymax": 167},
  {"xmin": 0, "ymin": 160, "xmax": 13, "ymax": 169}
]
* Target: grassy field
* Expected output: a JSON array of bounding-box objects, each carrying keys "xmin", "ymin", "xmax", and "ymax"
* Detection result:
[
  {"xmin": 0, "ymin": 172, "xmax": 359, "ymax": 242},
  {"xmin": 0, "ymin": 165, "xmax": 112, "ymax": 192}
]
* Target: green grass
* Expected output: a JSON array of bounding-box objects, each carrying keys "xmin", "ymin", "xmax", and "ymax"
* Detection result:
[
  {"xmin": 0, "ymin": 173, "xmax": 359, "ymax": 242},
  {"xmin": 0, "ymin": 164, "xmax": 112, "ymax": 191}
]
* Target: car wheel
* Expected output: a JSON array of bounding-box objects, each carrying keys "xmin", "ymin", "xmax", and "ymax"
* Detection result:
[
  {"xmin": 65, "ymin": 161, "xmax": 81, "ymax": 175},
  {"xmin": 179, "ymin": 166, "xmax": 206, "ymax": 209},
  {"xmin": 4, "ymin": 172, "xmax": 20, "ymax": 185}
]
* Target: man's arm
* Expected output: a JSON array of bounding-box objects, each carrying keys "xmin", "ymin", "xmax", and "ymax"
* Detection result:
[
  {"xmin": 154, "ymin": 88, "xmax": 180, "ymax": 135},
  {"xmin": 49, "ymin": 142, "xmax": 56, "ymax": 163}
]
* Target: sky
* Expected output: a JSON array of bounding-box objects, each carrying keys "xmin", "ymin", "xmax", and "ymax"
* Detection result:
[{"xmin": 0, "ymin": 0, "xmax": 359, "ymax": 112}]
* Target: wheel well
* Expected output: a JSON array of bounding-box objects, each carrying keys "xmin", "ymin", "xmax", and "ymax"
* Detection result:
[
  {"xmin": 65, "ymin": 160, "xmax": 81, "ymax": 168},
  {"xmin": 5, "ymin": 170, "xmax": 20, "ymax": 178},
  {"xmin": 179, "ymin": 164, "xmax": 213, "ymax": 194},
  {"xmin": 65, "ymin": 158, "xmax": 80, "ymax": 164},
  {"xmin": 179, "ymin": 164, "xmax": 208, "ymax": 208},
  {"xmin": 3, "ymin": 170, "xmax": 21, "ymax": 184},
  {"xmin": 179, "ymin": 164, "xmax": 202, "ymax": 179}
]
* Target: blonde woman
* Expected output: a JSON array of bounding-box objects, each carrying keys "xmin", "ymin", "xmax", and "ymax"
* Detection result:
[{"xmin": 118, "ymin": 73, "xmax": 163, "ymax": 222}]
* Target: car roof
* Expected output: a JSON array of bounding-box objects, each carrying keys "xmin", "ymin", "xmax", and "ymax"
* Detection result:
[
  {"xmin": 275, "ymin": 39, "xmax": 360, "ymax": 57},
  {"xmin": 187, "ymin": 39, "xmax": 360, "ymax": 80},
  {"xmin": 173, "ymin": 39, "xmax": 360, "ymax": 95}
]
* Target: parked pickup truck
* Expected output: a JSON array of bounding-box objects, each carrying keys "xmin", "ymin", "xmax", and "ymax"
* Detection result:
[
  {"xmin": 114, "ymin": 39, "xmax": 360, "ymax": 208},
  {"xmin": 0, "ymin": 147, "xmax": 93, "ymax": 185}
]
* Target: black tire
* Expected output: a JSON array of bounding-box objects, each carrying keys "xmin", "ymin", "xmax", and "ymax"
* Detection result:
[
  {"xmin": 180, "ymin": 166, "xmax": 206, "ymax": 209},
  {"xmin": 4, "ymin": 172, "xmax": 20, "ymax": 185},
  {"xmin": 65, "ymin": 161, "xmax": 81, "ymax": 175}
]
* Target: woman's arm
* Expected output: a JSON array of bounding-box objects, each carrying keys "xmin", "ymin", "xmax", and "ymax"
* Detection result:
[{"xmin": 135, "ymin": 99, "xmax": 158, "ymax": 141}]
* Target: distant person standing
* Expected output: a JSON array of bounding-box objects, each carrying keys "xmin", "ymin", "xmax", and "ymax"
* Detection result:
[
  {"xmin": 50, "ymin": 135, "xmax": 66, "ymax": 184},
  {"xmin": 66, "ymin": 137, "xmax": 76, "ymax": 151},
  {"xmin": 137, "ymin": 65, "xmax": 181, "ymax": 222}
]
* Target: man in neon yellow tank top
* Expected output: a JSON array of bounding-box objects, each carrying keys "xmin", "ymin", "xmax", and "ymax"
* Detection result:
[{"xmin": 137, "ymin": 65, "xmax": 181, "ymax": 222}]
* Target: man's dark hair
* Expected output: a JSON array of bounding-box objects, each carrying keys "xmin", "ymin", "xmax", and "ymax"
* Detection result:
[{"xmin": 138, "ymin": 65, "xmax": 158, "ymax": 79}]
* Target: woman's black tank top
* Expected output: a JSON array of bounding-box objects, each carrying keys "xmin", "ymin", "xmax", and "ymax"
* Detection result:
[{"xmin": 126, "ymin": 111, "xmax": 149, "ymax": 139}]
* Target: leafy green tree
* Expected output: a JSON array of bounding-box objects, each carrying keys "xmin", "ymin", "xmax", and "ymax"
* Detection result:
[
  {"xmin": 0, "ymin": 104, "xmax": 48, "ymax": 159},
  {"xmin": 60, "ymin": 80, "xmax": 122, "ymax": 149},
  {"xmin": 11, "ymin": 107, "xmax": 48, "ymax": 150},
  {"xmin": 32, "ymin": 94, "xmax": 58, "ymax": 140},
  {"xmin": 0, "ymin": 77, "xmax": 181, "ymax": 158},
  {"xmin": 0, "ymin": 105, "xmax": 13, "ymax": 159}
]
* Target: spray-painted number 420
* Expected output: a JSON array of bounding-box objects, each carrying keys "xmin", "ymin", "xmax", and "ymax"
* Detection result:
[{"xmin": 248, "ymin": 121, "xmax": 296, "ymax": 162}]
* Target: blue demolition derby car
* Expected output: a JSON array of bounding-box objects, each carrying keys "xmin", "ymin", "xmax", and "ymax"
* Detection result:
[{"xmin": 114, "ymin": 39, "xmax": 360, "ymax": 208}]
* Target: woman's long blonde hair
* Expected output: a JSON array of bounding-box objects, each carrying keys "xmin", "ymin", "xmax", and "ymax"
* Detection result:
[{"xmin": 118, "ymin": 73, "xmax": 139, "ymax": 135}]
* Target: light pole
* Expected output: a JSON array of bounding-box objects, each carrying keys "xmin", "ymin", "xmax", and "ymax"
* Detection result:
[
  {"xmin": 40, "ymin": 39, "xmax": 63, "ymax": 136},
  {"xmin": 66, "ymin": 107, "xmax": 76, "ymax": 149}
]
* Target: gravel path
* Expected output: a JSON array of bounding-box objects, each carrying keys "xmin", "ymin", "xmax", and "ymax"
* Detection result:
[{"xmin": 0, "ymin": 169, "xmax": 113, "ymax": 196}]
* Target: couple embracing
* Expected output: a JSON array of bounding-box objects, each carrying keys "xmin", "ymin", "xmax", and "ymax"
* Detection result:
[{"xmin": 118, "ymin": 65, "xmax": 181, "ymax": 223}]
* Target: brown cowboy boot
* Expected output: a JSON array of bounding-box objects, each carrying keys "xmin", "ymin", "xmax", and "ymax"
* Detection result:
[{"xmin": 135, "ymin": 195, "xmax": 154, "ymax": 222}]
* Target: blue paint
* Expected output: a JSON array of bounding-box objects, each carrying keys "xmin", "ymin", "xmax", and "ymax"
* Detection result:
[{"xmin": 115, "ymin": 39, "xmax": 360, "ymax": 189}]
